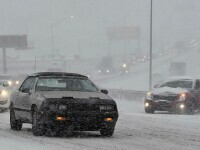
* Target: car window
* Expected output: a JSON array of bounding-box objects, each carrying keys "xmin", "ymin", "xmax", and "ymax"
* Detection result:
[
  {"xmin": 35, "ymin": 77, "xmax": 99, "ymax": 92},
  {"xmin": 20, "ymin": 77, "xmax": 36, "ymax": 92},
  {"xmin": 159, "ymin": 80, "xmax": 193, "ymax": 89},
  {"xmin": 195, "ymin": 80, "xmax": 200, "ymax": 90}
]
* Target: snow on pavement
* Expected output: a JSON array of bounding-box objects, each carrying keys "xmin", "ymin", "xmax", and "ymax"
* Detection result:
[{"xmin": 0, "ymin": 100, "xmax": 200, "ymax": 150}]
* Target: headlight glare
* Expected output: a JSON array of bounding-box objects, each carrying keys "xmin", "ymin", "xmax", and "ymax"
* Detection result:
[
  {"xmin": 146, "ymin": 92, "xmax": 153, "ymax": 100},
  {"xmin": 178, "ymin": 93, "xmax": 186, "ymax": 101},
  {"xmin": 8, "ymin": 81, "xmax": 12, "ymax": 86},
  {"xmin": 123, "ymin": 64, "xmax": 127, "ymax": 68},
  {"xmin": 179, "ymin": 104, "xmax": 185, "ymax": 109},
  {"xmin": 145, "ymin": 102, "xmax": 150, "ymax": 107},
  {"xmin": 1, "ymin": 90, "xmax": 8, "ymax": 97}
]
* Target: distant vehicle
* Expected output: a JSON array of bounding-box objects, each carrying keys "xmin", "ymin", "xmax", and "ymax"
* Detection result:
[
  {"xmin": 10, "ymin": 72, "xmax": 118, "ymax": 136},
  {"xmin": 119, "ymin": 63, "xmax": 129, "ymax": 74},
  {"xmin": 98, "ymin": 56, "xmax": 115, "ymax": 75},
  {"xmin": 0, "ymin": 74, "xmax": 13, "ymax": 87},
  {"xmin": 169, "ymin": 61, "xmax": 186, "ymax": 76},
  {"xmin": 144, "ymin": 77, "xmax": 200, "ymax": 114},
  {"xmin": 0, "ymin": 84, "xmax": 10, "ymax": 112},
  {"xmin": 12, "ymin": 74, "xmax": 27, "ymax": 87}
]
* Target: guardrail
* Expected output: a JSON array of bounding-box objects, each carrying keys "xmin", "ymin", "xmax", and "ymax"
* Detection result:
[{"xmin": 108, "ymin": 89, "xmax": 147, "ymax": 101}]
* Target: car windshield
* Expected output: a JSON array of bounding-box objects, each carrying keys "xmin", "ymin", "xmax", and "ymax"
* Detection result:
[
  {"xmin": 35, "ymin": 77, "xmax": 99, "ymax": 92},
  {"xmin": 159, "ymin": 80, "xmax": 193, "ymax": 89}
]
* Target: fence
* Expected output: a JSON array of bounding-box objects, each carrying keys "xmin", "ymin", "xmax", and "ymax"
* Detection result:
[{"xmin": 108, "ymin": 89, "xmax": 147, "ymax": 101}]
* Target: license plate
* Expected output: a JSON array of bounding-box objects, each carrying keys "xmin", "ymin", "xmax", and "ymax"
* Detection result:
[
  {"xmin": 159, "ymin": 100, "xmax": 167, "ymax": 102},
  {"xmin": 159, "ymin": 100, "xmax": 167, "ymax": 105}
]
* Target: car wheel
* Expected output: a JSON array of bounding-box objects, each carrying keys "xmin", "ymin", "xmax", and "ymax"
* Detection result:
[
  {"xmin": 187, "ymin": 102, "xmax": 195, "ymax": 115},
  {"xmin": 100, "ymin": 127, "xmax": 114, "ymax": 137},
  {"xmin": 145, "ymin": 108, "xmax": 154, "ymax": 114},
  {"xmin": 32, "ymin": 107, "xmax": 45, "ymax": 136},
  {"xmin": 10, "ymin": 107, "xmax": 22, "ymax": 130}
]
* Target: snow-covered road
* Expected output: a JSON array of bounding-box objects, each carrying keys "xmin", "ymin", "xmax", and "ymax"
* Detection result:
[{"xmin": 0, "ymin": 101, "xmax": 200, "ymax": 150}]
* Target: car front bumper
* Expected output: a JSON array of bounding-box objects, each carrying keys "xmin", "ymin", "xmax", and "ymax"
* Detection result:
[
  {"xmin": 0, "ymin": 97, "xmax": 9, "ymax": 109},
  {"xmin": 144, "ymin": 99, "xmax": 188, "ymax": 112},
  {"xmin": 38, "ymin": 110, "xmax": 118, "ymax": 131}
]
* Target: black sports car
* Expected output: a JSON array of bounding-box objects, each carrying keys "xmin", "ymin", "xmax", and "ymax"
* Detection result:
[
  {"xmin": 10, "ymin": 72, "xmax": 118, "ymax": 136},
  {"xmin": 144, "ymin": 78, "xmax": 200, "ymax": 114}
]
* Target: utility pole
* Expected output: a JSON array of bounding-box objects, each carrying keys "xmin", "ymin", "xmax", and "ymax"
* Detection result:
[
  {"xmin": 51, "ymin": 15, "xmax": 74, "ymax": 59},
  {"xmin": 149, "ymin": 0, "xmax": 153, "ymax": 91},
  {"xmin": 2, "ymin": 48, "xmax": 6, "ymax": 73}
]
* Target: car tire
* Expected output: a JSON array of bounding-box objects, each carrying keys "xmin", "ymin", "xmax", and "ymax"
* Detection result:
[
  {"xmin": 32, "ymin": 107, "xmax": 45, "ymax": 136},
  {"xmin": 187, "ymin": 101, "xmax": 195, "ymax": 115},
  {"xmin": 10, "ymin": 107, "xmax": 22, "ymax": 131},
  {"xmin": 145, "ymin": 108, "xmax": 154, "ymax": 114},
  {"xmin": 100, "ymin": 127, "xmax": 114, "ymax": 137}
]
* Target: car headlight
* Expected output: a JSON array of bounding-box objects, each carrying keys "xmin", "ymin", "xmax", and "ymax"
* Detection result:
[
  {"xmin": 146, "ymin": 92, "xmax": 153, "ymax": 100},
  {"xmin": 98, "ymin": 70, "xmax": 101, "ymax": 73},
  {"xmin": 123, "ymin": 64, "xmax": 127, "ymax": 68},
  {"xmin": 15, "ymin": 81, "xmax": 20, "ymax": 85},
  {"xmin": 59, "ymin": 105, "xmax": 68, "ymax": 110},
  {"xmin": 100, "ymin": 105, "xmax": 114, "ymax": 111},
  {"xmin": 1, "ymin": 90, "xmax": 8, "ymax": 97},
  {"xmin": 179, "ymin": 104, "xmax": 185, "ymax": 109},
  {"xmin": 49, "ymin": 104, "xmax": 57, "ymax": 110},
  {"xmin": 8, "ymin": 81, "xmax": 12, "ymax": 86},
  {"xmin": 106, "ymin": 69, "xmax": 110, "ymax": 73},
  {"xmin": 145, "ymin": 102, "xmax": 150, "ymax": 107},
  {"xmin": 178, "ymin": 93, "xmax": 186, "ymax": 101}
]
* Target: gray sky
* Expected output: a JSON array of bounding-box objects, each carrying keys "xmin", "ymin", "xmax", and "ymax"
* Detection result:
[{"xmin": 0, "ymin": 0, "xmax": 200, "ymax": 59}]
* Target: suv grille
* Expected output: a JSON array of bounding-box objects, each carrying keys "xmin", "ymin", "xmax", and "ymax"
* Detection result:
[
  {"xmin": 47, "ymin": 98, "xmax": 101, "ymax": 111},
  {"xmin": 153, "ymin": 95, "xmax": 177, "ymax": 101}
]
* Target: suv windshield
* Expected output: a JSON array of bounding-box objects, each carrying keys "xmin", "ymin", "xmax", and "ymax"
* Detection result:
[
  {"xmin": 36, "ymin": 77, "xmax": 99, "ymax": 92},
  {"xmin": 159, "ymin": 80, "xmax": 193, "ymax": 89}
]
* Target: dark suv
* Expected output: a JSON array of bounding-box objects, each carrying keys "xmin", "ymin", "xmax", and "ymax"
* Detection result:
[
  {"xmin": 10, "ymin": 72, "xmax": 118, "ymax": 136},
  {"xmin": 144, "ymin": 78, "xmax": 200, "ymax": 114}
]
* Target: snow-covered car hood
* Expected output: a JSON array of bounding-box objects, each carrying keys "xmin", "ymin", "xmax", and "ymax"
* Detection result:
[
  {"xmin": 152, "ymin": 87, "xmax": 189, "ymax": 95},
  {"xmin": 38, "ymin": 91, "xmax": 111, "ymax": 100}
]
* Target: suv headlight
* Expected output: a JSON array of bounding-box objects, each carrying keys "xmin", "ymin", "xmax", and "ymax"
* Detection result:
[
  {"xmin": 146, "ymin": 92, "xmax": 153, "ymax": 100},
  {"xmin": 178, "ymin": 93, "xmax": 186, "ymax": 101},
  {"xmin": 100, "ymin": 105, "xmax": 114, "ymax": 111}
]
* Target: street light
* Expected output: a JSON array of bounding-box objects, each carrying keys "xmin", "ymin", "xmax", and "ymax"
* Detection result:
[
  {"xmin": 51, "ymin": 15, "xmax": 74, "ymax": 58},
  {"xmin": 149, "ymin": 0, "xmax": 153, "ymax": 91}
]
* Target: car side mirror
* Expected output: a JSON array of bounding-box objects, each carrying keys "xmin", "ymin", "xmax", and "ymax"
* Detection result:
[
  {"xmin": 154, "ymin": 84, "xmax": 159, "ymax": 88},
  {"xmin": 101, "ymin": 89, "xmax": 108, "ymax": 94},
  {"xmin": 196, "ymin": 87, "xmax": 200, "ymax": 90},
  {"xmin": 21, "ymin": 88, "xmax": 31, "ymax": 94}
]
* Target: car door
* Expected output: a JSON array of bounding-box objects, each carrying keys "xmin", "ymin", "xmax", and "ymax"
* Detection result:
[
  {"xmin": 193, "ymin": 80, "xmax": 200, "ymax": 107},
  {"xmin": 17, "ymin": 77, "xmax": 36, "ymax": 120}
]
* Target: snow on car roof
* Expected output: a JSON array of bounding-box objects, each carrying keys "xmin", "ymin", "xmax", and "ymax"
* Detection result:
[
  {"xmin": 164, "ymin": 76, "xmax": 195, "ymax": 82},
  {"xmin": 29, "ymin": 72, "xmax": 88, "ymax": 78}
]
